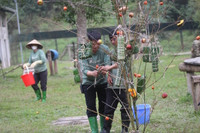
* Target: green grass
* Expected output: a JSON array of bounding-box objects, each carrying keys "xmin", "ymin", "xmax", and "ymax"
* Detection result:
[
  {"xmin": 1, "ymin": 54, "xmax": 200, "ymax": 133},
  {"xmin": 159, "ymin": 30, "xmax": 197, "ymax": 53}
]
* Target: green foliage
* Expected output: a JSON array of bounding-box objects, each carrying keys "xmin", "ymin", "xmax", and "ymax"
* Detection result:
[
  {"xmin": 164, "ymin": 0, "xmax": 192, "ymax": 21},
  {"xmin": 54, "ymin": 0, "xmax": 109, "ymax": 25},
  {"xmin": 188, "ymin": 0, "xmax": 200, "ymax": 27}
]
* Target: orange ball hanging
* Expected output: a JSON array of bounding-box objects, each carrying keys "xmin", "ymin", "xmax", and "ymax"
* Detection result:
[
  {"xmin": 105, "ymin": 116, "xmax": 109, "ymax": 121},
  {"xmin": 119, "ymin": 13, "xmax": 123, "ymax": 17},
  {"xmin": 96, "ymin": 65, "xmax": 99, "ymax": 69},
  {"xmin": 63, "ymin": 6, "xmax": 67, "ymax": 11},
  {"xmin": 196, "ymin": 36, "xmax": 200, "ymax": 40},
  {"xmin": 129, "ymin": 12, "xmax": 134, "ymax": 18},
  {"xmin": 144, "ymin": 0, "xmax": 147, "ymax": 5},
  {"xmin": 37, "ymin": 0, "xmax": 43, "ymax": 5},
  {"xmin": 152, "ymin": 86, "xmax": 155, "ymax": 90}
]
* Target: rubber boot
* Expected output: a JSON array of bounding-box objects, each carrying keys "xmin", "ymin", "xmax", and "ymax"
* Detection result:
[
  {"xmin": 88, "ymin": 116, "xmax": 98, "ymax": 133},
  {"xmin": 42, "ymin": 91, "xmax": 46, "ymax": 103},
  {"xmin": 100, "ymin": 116, "xmax": 104, "ymax": 132},
  {"xmin": 34, "ymin": 89, "xmax": 41, "ymax": 101},
  {"xmin": 121, "ymin": 112, "xmax": 130, "ymax": 133},
  {"xmin": 101, "ymin": 115, "xmax": 113, "ymax": 133}
]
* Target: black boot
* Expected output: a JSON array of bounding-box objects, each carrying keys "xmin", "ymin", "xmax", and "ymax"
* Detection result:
[
  {"xmin": 101, "ymin": 115, "xmax": 113, "ymax": 133},
  {"xmin": 100, "ymin": 128, "xmax": 107, "ymax": 133},
  {"xmin": 121, "ymin": 112, "xmax": 130, "ymax": 133}
]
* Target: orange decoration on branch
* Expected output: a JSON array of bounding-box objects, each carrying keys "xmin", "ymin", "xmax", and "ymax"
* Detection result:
[
  {"xmin": 105, "ymin": 116, "xmax": 109, "ymax": 121},
  {"xmin": 152, "ymin": 86, "xmax": 155, "ymax": 90},
  {"xmin": 144, "ymin": 0, "xmax": 148, "ymax": 5},
  {"xmin": 119, "ymin": 13, "xmax": 123, "ymax": 17},
  {"xmin": 137, "ymin": 74, "xmax": 141, "ymax": 78},
  {"xmin": 128, "ymin": 88, "xmax": 132, "ymax": 92},
  {"xmin": 141, "ymin": 38, "xmax": 146, "ymax": 43},
  {"xmin": 96, "ymin": 65, "xmax": 99, "ymax": 69},
  {"xmin": 116, "ymin": 30, "xmax": 120, "ymax": 35},
  {"xmin": 162, "ymin": 93, "xmax": 168, "ymax": 99},
  {"xmin": 134, "ymin": 73, "xmax": 137, "ymax": 77},
  {"xmin": 97, "ymin": 39, "xmax": 102, "ymax": 44},
  {"xmin": 37, "ymin": 0, "xmax": 43, "ymax": 5},
  {"xmin": 129, "ymin": 12, "xmax": 134, "ymax": 18},
  {"xmin": 63, "ymin": 6, "xmax": 67, "ymax": 11},
  {"xmin": 196, "ymin": 36, "xmax": 200, "ymax": 40},
  {"xmin": 126, "ymin": 44, "xmax": 132, "ymax": 50}
]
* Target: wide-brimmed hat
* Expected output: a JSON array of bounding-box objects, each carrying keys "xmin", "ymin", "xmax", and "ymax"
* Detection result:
[{"xmin": 26, "ymin": 39, "xmax": 43, "ymax": 49}]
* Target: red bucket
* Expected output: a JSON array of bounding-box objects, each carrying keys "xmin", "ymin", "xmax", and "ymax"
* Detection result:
[{"xmin": 21, "ymin": 72, "xmax": 35, "ymax": 87}]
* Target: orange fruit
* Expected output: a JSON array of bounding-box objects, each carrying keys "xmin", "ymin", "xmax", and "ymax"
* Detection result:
[
  {"xmin": 129, "ymin": 12, "xmax": 134, "ymax": 18},
  {"xmin": 144, "ymin": 0, "xmax": 147, "ymax": 5},
  {"xmin": 37, "ymin": 0, "xmax": 43, "ymax": 5},
  {"xmin": 128, "ymin": 88, "xmax": 132, "ymax": 92},
  {"xmin": 63, "ymin": 6, "xmax": 67, "ymax": 11},
  {"xmin": 134, "ymin": 73, "xmax": 137, "ymax": 77},
  {"xmin": 152, "ymin": 86, "xmax": 155, "ymax": 90},
  {"xmin": 196, "ymin": 36, "xmax": 200, "ymax": 40},
  {"xmin": 105, "ymin": 116, "xmax": 109, "ymax": 121}
]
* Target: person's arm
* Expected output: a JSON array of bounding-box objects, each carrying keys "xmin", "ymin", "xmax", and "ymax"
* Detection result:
[
  {"xmin": 107, "ymin": 63, "xmax": 118, "ymax": 71},
  {"xmin": 87, "ymin": 70, "xmax": 98, "ymax": 77},
  {"xmin": 80, "ymin": 59, "xmax": 98, "ymax": 77},
  {"xmin": 30, "ymin": 60, "xmax": 42, "ymax": 68},
  {"xmin": 107, "ymin": 72, "xmax": 113, "ymax": 85},
  {"xmin": 99, "ymin": 46, "xmax": 113, "ymax": 74}
]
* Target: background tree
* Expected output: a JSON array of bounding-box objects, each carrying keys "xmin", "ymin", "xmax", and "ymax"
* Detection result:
[
  {"xmin": 0, "ymin": 0, "xmax": 109, "ymax": 44},
  {"xmin": 188, "ymin": 0, "xmax": 200, "ymax": 29},
  {"xmin": 0, "ymin": 0, "xmax": 58, "ymax": 34},
  {"xmin": 54, "ymin": 0, "xmax": 109, "ymax": 44},
  {"xmin": 164, "ymin": 0, "xmax": 192, "ymax": 50}
]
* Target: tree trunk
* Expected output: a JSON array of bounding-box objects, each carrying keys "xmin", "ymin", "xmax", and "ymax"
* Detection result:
[{"xmin": 76, "ymin": 6, "xmax": 87, "ymax": 45}]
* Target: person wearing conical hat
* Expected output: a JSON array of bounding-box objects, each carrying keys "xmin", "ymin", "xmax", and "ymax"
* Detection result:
[{"xmin": 23, "ymin": 39, "xmax": 47, "ymax": 103}]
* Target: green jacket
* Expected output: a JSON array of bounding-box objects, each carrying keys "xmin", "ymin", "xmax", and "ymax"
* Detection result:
[
  {"xmin": 80, "ymin": 44, "xmax": 111, "ymax": 85},
  {"xmin": 28, "ymin": 49, "xmax": 47, "ymax": 73}
]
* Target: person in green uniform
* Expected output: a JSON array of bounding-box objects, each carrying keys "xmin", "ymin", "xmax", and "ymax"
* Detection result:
[
  {"xmin": 100, "ymin": 29, "xmax": 130, "ymax": 133},
  {"xmin": 23, "ymin": 39, "xmax": 47, "ymax": 103},
  {"xmin": 79, "ymin": 30, "xmax": 111, "ymax": 133}
]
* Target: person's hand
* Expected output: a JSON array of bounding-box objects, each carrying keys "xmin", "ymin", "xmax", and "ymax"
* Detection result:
[
  {"xmin": 23, "ymin": 63, "xmax": 30, "ymax": 69},
  {"xmin": 107, "ymin": 74, "xmax": 113, "ymax": 86},
  {"xmin": 99, "ymin": 66, "xmax": 110, "ymax": 75},
  {"xmin": 90, "ymin": 70, "xmax": 98, "ymax": 77}
]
